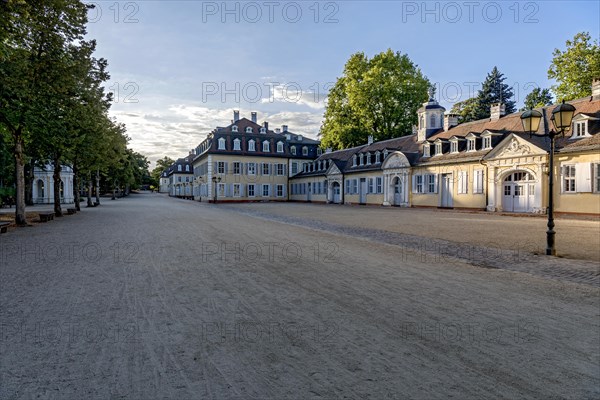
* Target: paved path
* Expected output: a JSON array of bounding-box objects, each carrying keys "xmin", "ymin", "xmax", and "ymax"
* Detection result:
[{"xmin": 1, "ymin": 193, "xmax": 598, "ymax": 399}]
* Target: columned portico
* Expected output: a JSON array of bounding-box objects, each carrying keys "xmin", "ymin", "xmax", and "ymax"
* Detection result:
[{"xmin": 381, "ymin": 151, "xmax": 412, "ymax": 207}]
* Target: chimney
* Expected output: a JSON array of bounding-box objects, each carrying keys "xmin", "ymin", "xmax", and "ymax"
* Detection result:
[
  {"xmin": 367, "ymin": 135, "xmax": 373, "ymax": 145},
  {"xmin": 251, "ymin": 112, "xmax": 257, "ymax": 123},
  {"xmin": 233, "ymin": 110, "xmax": 240, "ymax": 122},
  {"xmin": 263, "ymin": 121, "xmax": 269, "ymax": 131},
  {"xmin": 282, "ymin": 125, "xmax": 288, "ymax": 132},
  {"xmin": 592, "ymin": 77, "xmax": 600, "ymax": 98},
  {"xmin": 444, "ymin": 113, "xmax": 459, "ymax": 131},
  {"xmin": 326, "ymin": 147, "xmax": 332, "ymax": 154},
  {"xmin": 490, "ymin": 103, "xmax": 506, "ymax": 120}
]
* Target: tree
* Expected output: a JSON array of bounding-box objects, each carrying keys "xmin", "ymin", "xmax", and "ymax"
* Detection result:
[
  {"xmin": 150, "ymin": 156, "xmax": 175, "ymax": 187},
  {"xmin": 466, "ymin": 67, "xmax": 516, "ymax": 122},
  {"xmin": 520, "ymin": 88, "xmax": 553, "ymax": 111},
  {"xmin": 320, "ymin": 49, "xmax": 430, "ymax": 150},
  {"xmin": 548, "ymin": 32, "xmax": 600, "ymax": 101},
  {"xmin": 449, "ymin": 97, "xmax": 478, "ymax": 124}
]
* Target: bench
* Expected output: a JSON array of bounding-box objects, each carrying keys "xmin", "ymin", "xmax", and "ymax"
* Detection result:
[
  {"xmin": 0, "ymin": 221, "xmax": 10, "ymax": 233},
  {"xmin": 39, "ymin": 212, "xmax": 55, "ymax": 223},
  {"xmin": 67, "ymin": 208, "xmax": 77, "ymax": 215}
]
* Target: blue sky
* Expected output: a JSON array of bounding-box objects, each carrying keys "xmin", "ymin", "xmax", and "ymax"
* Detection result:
[{"xmin": 84, "ymin": 1, "xmax": 600, "ymax": 166}]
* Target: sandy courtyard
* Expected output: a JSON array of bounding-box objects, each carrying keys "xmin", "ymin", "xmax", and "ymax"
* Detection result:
[{"xmin": 0, "ymin": 193, "xmax": 598, "ymax": 399}]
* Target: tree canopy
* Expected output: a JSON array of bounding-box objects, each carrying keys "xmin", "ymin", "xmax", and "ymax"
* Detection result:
[
  {"xmin": 520, "ymin": 88, "xmax": 553, "ymax": 111},
  {"xmin": 548, "ymin": 32, "xmax": 600, "ymax": 101},
  {"xmin": 320, "ymin": 49, "xmax": 430, "ymax": 150}
]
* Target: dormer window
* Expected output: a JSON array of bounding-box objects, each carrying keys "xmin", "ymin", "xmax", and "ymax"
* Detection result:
[
  {"xmin": 423, "ymin": 144, "xmax": 430, "ymax": 157},
  {"xmin": 435, "ymin": 143, "xmax": 442, "ymax": 155},
  {"xmin": 218, "ymin": 137, "xmax": 226, "ymax": 150},
  {"xmin": 383, "ymin": 149, "xmax": 389, "ymax": 159},
  {"xmin": 233, "ymin": 138, "xmax": 241, "ymax": 151},
  {"xmin": 302, "ymin": 146, "xmax": 308, "ymax": 156},
  {"xmin": 177, "ymin": 165, "xmax": 182, "ymax": 172},
  {"xmin": 291, "ymin": 146, "xmax": 296, "ymax": 156},
  {"xmin": 248, "ymin": 139, "xmax": 255, "ymax": 152},
  {"xmin": 352, "ymin": 154, "xmax": 357, "ymax": 167},
  {"xmin": 366, "ymin": 152, "xmax": 371, "ymax": 165},
  {"xmin": 467, "ymin": 139, "xmax": 475, "ymax": 151},
  {"xmin": 483, "ymin": 136, "xmax": 492, "ymax": 149},
  {"xmin": 232, "ymin": 125, "xmax": 238, "ymax": 133},
  {"xmin": 260, "ymin": 127, "xmax": 266, "ymax": 134},
  {"xmin": 276, "ymin": 141, "xmax": 284, "ymax": 153},
  {"xmin": 246, "ymin": 127, "xmax": 253, "ymax": 133},
  {"xmin": 317, "ymin": 148, "xmax": 322, "ymax": 156},
  {"xmin": 359, "ymin": 154, "xmax": 364, "ymax": 166},
  {"xmin": 450, "ymin": 141, "xmax": 458, "ymax": 153},
  {"xmin": 375, "ymin": 151, "xmax": 381, "ymax": 163},
  {"xmin": 573, "ymin": 121, "xmax": 588, "ymax": 138},
  {"xmin": 262, "ymin": 140, "xmax": 270, "ymax": 152},
  {"xmin": 185, "ymin": 165, "xmax": 190, "ymax": 172}
]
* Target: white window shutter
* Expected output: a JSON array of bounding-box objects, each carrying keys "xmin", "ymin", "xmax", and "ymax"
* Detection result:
[
  {"xmin": 412, "ymin": 175, "xmax": 417, "ymax": 193},
  {"xmin": 576, "ymin": 163, "xmax": 592, "ymax": 193},
  {"xmin": 434, "ymin": 174, "xmax": 439, "ymax": 194},
  {"xmin": 283, "ymin": 185, "xmax": 287, "ymax": 197}
]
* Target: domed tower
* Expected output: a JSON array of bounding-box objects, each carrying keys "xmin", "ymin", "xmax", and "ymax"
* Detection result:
[{"xmin": 417, "ymin": 87, "xmax": 446, "ymax": 142}]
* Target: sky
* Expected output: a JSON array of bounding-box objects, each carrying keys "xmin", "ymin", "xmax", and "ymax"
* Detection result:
[{"xmin": 84, "ymin": 0, "xmax": 600, "ymax": 167}]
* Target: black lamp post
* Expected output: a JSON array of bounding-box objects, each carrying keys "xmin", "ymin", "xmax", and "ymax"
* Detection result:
[
  {"xmin": 212, "ymin": 176, "xmax": 221, "ymax": 203},
  {"xmin": 520, "ymin": 100, "xmax": 576, "ymax": 256}
]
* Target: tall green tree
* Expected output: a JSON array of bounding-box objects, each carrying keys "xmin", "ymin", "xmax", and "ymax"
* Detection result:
[
  {"xmin": 321, "ymin": 49, "xmax": 430, "ymax": 150},
  {"xmin": 150, "ymin": 156, "xmax": 175, "ymax": 187},
  {"xmin": 520, "ymin": 88, "xmax": 553, "ymax": 111},
  {"xmin": 467, "ymin": 67, "xmax": 516, "ymax": 122},
  {"xmin": 548, "ymin": 32, "xmax": 600, "ymax": 101},
  {"xmin": 449, "ymin": 97, "xmax": 478, "ymax": 124}
]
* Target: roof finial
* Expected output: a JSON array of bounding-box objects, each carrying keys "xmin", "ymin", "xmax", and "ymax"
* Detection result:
[{"xmin": 428, "ymin": 84, "xmax": 436, "ymax": 101}]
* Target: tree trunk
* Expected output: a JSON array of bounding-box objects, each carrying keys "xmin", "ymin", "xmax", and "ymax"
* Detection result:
[
  {"xmin": 111, "ymin": 180, "xmax": 116, "ymax": 200},
  {"xmin": 95, "ymin": 169, "xmax": 100, "ymax": 205},
  {"xmin": 25, "ymin": 158, "xmax": 34, "ymax": 206},
  {"xmin": 53, "ymin": 155, "xmax": 63, "ymax": 217},
  {"xmin": 14, "ymin": 133, "xmax": 27, "ymax": 226},
  {"xmin": 86, "ymin": 173, "xmax": 93, "ymax": 207},
  {"xmin": 73, "ymin": 163, "xmax": 81, "ymax": 211}
]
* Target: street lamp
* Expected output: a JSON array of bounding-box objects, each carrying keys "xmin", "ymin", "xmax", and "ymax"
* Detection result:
[
  {"xmin": 211, "ymin": 176, "xmax": 221, "ymax": 203},
  {"xmin": 520, "ymin": 100, "xmax": 575, "ymax": 256}
]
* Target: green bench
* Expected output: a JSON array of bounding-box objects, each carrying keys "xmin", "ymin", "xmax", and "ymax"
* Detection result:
[{"xmin": 39, "ymin": 212, "xmax": 55, "ymax": 222}]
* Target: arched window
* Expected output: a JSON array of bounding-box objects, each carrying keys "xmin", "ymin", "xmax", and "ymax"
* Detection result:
[
  {"xmin": 302, "ymin": 146, "xmax": 308, "ymax": 156},
  {"xmin": 185, "ymin": 165, "xmax": 190, "ymax": 172},
  {"xmin": 232, "ymin": 125, "xmax": 238, "ymax": 132},
  {"xmin": 430, "ymin": 114, "xmax": 436, "ymax": 127},
  {"xmin": 218, "ymin": 137, "xmax": 226, "ymax": 150},
  {"xmin": 178, "ymin": 164, "xmax": 182, "ymax": 172},
  {"xmin": 233, "ymin": 138, "xmax": 241, "ymax": 150},
  {"xmin": 260, "ymin": 127, "xmax": 266, "ymax": 134},
  {"xmin": 291, "ymin": 146, "xmax": 297, "ymax": 155},
  {"xmin": 262, "ymin": 140, "xmax": 270, "ymax": 152},
  {"xmin": 246, "ymin": 127, "xmax": 253, "ymax": 133},
  {"xmin": 276, "ymin": 141, "xmax": 284, "ymax": 153},
  {"xmin": 248, "ymin": 139, "xmax": 255, "ymax": 151}
]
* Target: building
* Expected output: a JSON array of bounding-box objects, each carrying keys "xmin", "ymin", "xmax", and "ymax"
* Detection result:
[
  {"xmin": 290, "ymin": 80, "xmax": 600, "ymax": 215},
  {"xmin": 165, "ymin": 154, "xmax": 195, "ymax": 198},
  {"xmin": 32, "ymin": 164, "xmax": 75, "ymax": 204},
  {"xmin": 191, "ymin": 111, "xmax": 319, "ymax": 202}
]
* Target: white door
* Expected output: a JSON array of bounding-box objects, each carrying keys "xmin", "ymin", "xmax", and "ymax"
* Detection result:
[
  {"xmin": 333, "ymin": 183, "xmax": 341, "ymax": 203},
  {"xmin": 441, "ymin": 174, "xmax": 453, "ymax": 208},
  {"xmin": 393, "ymin": 177, "xmax": 402, "ymax": 205},
  {"xmin": 359, "ymin": 179, "xmax": 367, "ymax": 204},
  {"xmin": 502, "ymin": 172, "xmax": 535, "ymax": 213},
  {"xmin": 307, "ymin": 182, "xmax": 312, "ymax": 202}
]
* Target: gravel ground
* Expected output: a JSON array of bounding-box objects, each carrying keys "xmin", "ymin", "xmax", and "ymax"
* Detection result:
[{"xmin": 1, "ymin": 193, "xmax": 598, "ymax": 399}]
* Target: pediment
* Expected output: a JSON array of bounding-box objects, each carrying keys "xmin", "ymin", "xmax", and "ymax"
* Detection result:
[
  {"xmin": 485, "ymin": 134, "xmax": 546, "ymax": 160},
  {"xmin": 326, "ymin": 162, "xmax": 341, "ymax": 175},
  {"xmin": 382, "ymin": 151, "xmax": 411, "ymax": 169}
]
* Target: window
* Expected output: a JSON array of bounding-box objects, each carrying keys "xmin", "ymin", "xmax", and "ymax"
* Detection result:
[
  {"xmin": 233, "ymin": 162, "xmax": 241, "ymax": 175},
  {"xmin": 563, "ymin": 165, "xmax": 576, "ymax": 192},
  {"xmin": 317, "ymin": 148, "xmax": 322, "ymax": 156},
  {"xmin": 430, "ymin": 114, "xmax": 436, "ymax": 127},
  {"xmin": 248, "ymin": 184, "xmax": 255, "ymax": 197},
  {"xmin": 467, "ymin": 139, "xmax": 475, "ymax": 151},
  {"xmin": 276, "ymin": 163, "xmax": 285, "ymax": 176},
  {"xmin": 233, "ymin": 138, "xmax": 241, "ymax": 151},
  {"xmin": 352, "ymin": 179, "xmax": 358, "ymax": 194},
  {"xmin": 260, "ymin": 127, "xmax": 266, "ymax": 134},
  {"xmin": 291, "ymin": 146, "xmax": 297, "ymax": 156},
  {"xmin": 423, "ymin": 144, "xmax": 430, "ymax": 157},
  {"xmin": 376, "ymin": 177, "xmax": 383, "ymax": 194},
  {"xmin": 366, "ymin": 152, "xmax": 371, "ymax": 165},
  {"xmin": 368, "ymin": 178, "xmax": 374, "ymax": 194},
  {"xmin": 375, "ymin": 151, "xmax": 381, "ymax": 163},
  {"xmin": 246, "ymin": 127, "xmax": 253, "ymax": 133},
  {"xmin": 352, "ymin": 155, "xmax": 357, "ymax": 167},
  {"xmin": 177, "ymin": 165, "xmax": 182, "ymax": 172},
  {"xmin": 247, "ymin": 162, "xmax": 256, "ymax": 175},
  {"xmin": 277, "ymin": 141, "xmax": 284, "ymax": 153},
  {"xmin": 359, "ymin": 154, "xmax": 364, "ymax": 166},
  {"xmin": 218, "ymin": 183, "xmax": 226, "ymax": 197},
  {"xmin": 185, "ymin": 165, "xmax": 190, "ymax": 172},
  {"xmin": 248, "ymin": 139, "xmax": 255, "ymax": 152},
  {"xmin": 217, "ymin": 161, "xmax": 226, "ymax": 175},
  {"xmin": 458, "ymin": 171, "xmax": 468, "ymax": 194},
  {"xmin": 177, "ymin": 176, "xmax": 182, "ymax": 182},
  {"xmin": 450, "ymin": 141, "xmax": 458, "ymax": 153},
  {"xmin": 595, "ymin": 164, "xmax": 600, "ymax": 193},
  {"xmin": 435, "ymin": 143, "xmax": 442, "ymax": 155},
  {"xmin": 302, "ymin": 146, "xmax": 308, "ymax": 156},
  {"xmin": 483, "ymin": 136, "xmax": 491, "ymax": 149},
  {"xmin": 232, "ymin": 125, "xmax": 238, "ymax": 133},
  {"xmin": 383, "ymin": 149, "xmax": 389, "ymax": 159},
  {"xmin": 474, "ymin": 170, "xmax": 484, "ymax": 194},
  {"xmin": 262, "ymin": 184, "xmax": 270, "ymax": 197},
  {"xmin": 276, "ymin": 184, "xmax": 284, "ymax": 197},
  {"xmin": 233, "ymin": 184, "xmax": 241, "ymax": 197},
  {"xmin": 291, "ymin": 162, "xmax": 298, "ymax": 175},
  {"xmin": 414, "ymin": 175, "xmax": 423, "ymax": 193},
  {"xmin": 427, "ymin": 174, "xmax": 436, "ymax": 193},
  {"xmin": 262, "ymin": 141, "xmax": 270, "ymax": 152},
  {"xmin": 260, "ymin": 163, "xmax": 269, "ymax": 175},
  {"xmin": 573, "ymin": 121, "xmax": 588, "ymax": 138}
]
